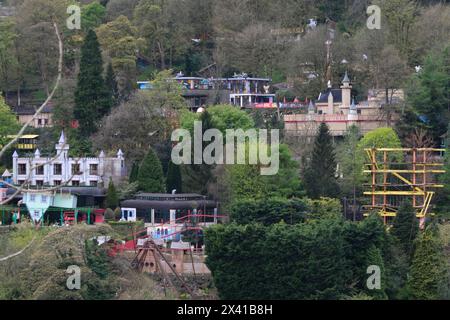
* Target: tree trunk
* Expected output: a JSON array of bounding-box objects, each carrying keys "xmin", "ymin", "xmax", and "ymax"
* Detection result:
[
  {"xmin": 17, "ymin": 84, "xmax": 20, "ymax": 106},
  {"xmin": 157, "ymin": 41, "xmax": 166, "ymax": 70}
]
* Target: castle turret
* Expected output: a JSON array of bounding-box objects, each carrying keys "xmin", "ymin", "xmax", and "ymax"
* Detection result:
[
  {"xmin": 348, "ymin": 99, "xmax": 358, "ymax": 122},
  {"xmin": 307, "ymin": 100, "xmax": 316, "ymax": 121},
  {"xmin": 340, "ymin": 71, "xmax": 352, "ymax": 110},
  {"xmin": 327, "ymin": 91, "xmax": 334, "ymax": 114},
  {"xmin": 55, "ymin": 131, "xmax": 69, "ymax": 159},
  {"xmin": 308, "ymin": 100, "xmax": 315, "ymax": 115}
]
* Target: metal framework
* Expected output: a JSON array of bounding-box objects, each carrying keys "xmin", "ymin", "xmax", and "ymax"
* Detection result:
[{"xmin": 363, "ymin": 148, "xmax": 445, "ymax": 223}]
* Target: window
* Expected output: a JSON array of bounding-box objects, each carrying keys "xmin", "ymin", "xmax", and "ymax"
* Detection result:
[
  {"xmin": 35, "ymin": 180, "xmax": 44, "ymax": 187},
  {"xmin": 30, "ymin": 194, "xmax": 35, "ymax": 202},
  {"xmin": 53, "ymin": 164, "xmax": 62, "ymax": 175},
  {"xmin": 18, "ymin": 163, "xmax": 27, "ymax": 175},
  {"xmin": 17, "ymin": 180, "xmax": 25, "ymax": 185},
  {"xmin": 36, "ymin": 165, "xmax": 44, "ymax": 175},
  {"xmin": 37, "ymin": 119, "xmax": 42, "ymax": 126},
  {"xmin": 53, "ymin": 180, "xmax": 61, "ymax": 186},
  {"xmin": 89, "ymin": 164, "xmax": 98, "ymax": 175},
  {"xmin": 72, "ymin": 180, "xmax": 80, "ymax": 187},
  {"xmin": 72, "ymin": 164, "xmax": 80, "ymax": 175},
  {"xmin": 44, "ymin": 119, "xmax": 49, "ymax": 125},
  {"xmin": 41, "ymin": 195, "xmax": 47, "ymax": 203},
  {"xmin": 89, "ymin": 180, "xmax": 97, "ymax": 187}
]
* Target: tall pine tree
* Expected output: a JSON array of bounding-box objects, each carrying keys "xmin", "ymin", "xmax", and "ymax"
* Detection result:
[
  {"xmin": 74, "ymin": 30, "xmax": 112, "ymax": 137},
  {"xmin": 129, "ymin": 161, "xmax": 139, "ymax": 183},
  {"xmin": 391, "ymin": 201, "xmax": 419, "ymax": 259},
  {"xmin": 437, "ymin": 123, "xmax": 450, "ymax": 217},
  {"xmin": 105, "ymin": 178, "xmax": 119, "ymax": 209},
  {"xmin": 407, "ymin": 225, "xmax": 449, "ymax": 299},
  {"xmin": 166, "ymin": 160, "xmax": 182, "ymax": 193},
  {"xmin": 181, "ymin": 110, "xmax": 214, "ymax": 194},
  {"xmin": 303, "ymin": 123, "xmax": 340, "ymax": 199},
  {"xmin": 137, "ymin": 147, "xmax": 166, "ymax": 193},
  {"xmin": 104, "ymin": 62, "xmax": 119, "ymax": 107}
]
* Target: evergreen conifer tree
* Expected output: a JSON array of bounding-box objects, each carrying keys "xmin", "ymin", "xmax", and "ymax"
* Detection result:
[
  {"xmin": 391, "ymin": 201, "xmax": 419, "ymax": 259},
  {"xmin": 137, "ymin": 147, "xmax": 166, "ymax": 192},
  {"xmin": 74, "ymin": 29, "xmax": 112, "ymax": 137},
  {"xmin": 104, "ymin": 62, "xmax": 119, "ymax": 107},
  {"xmin": 364, "ymin": 245, "xmax": 388, "ymax": 300},
  {"xmin": 407, "ymin": 226, "xmax": 449, "ymax": 299},
  {"xmin": 129, "ymin": 161, "xmax": 139, "ymax": 183},
  {"xmin": 437, "ymin": 123, "xmax": 450, "ymax": 217},
  {"xmin": 166, "ymin": 160, "xmax": 182, "ymax": 193},
  {"xmin": 303, "ymin": 122, "xmax": 340, "ymax": 198},
  {"xmin": 105, "ymin": 178, "xmax": 119, "ymax": 209}
]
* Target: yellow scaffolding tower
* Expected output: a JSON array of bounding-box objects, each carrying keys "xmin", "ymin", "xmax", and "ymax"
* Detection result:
[{"xmin": 363, "ymin": 148, "xmax": 445, "ymax": 223}]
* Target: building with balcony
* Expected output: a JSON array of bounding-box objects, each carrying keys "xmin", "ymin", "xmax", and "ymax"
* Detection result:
[{"xmin": 137, "ymin": 72, "xmax": 276, "ymax": 110}]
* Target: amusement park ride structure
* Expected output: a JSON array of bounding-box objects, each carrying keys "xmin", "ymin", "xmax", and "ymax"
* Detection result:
[
  {"xmin": 363, "ymin": 148, "xmax": 445, "ymax": 224},
  {"xmin": 127, "ymin": 212, "xmax": 227, "ymax": 298}
]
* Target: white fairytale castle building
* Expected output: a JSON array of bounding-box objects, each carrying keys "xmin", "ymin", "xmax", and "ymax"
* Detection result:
[{"xmin": 12, "ymin": 132, "xmax": 126, "ymax": 187}]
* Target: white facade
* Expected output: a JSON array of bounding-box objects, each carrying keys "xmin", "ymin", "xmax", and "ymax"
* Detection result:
[{"xmin": 12, "ymin": 132, "xmax": 126, "ymax": 187}]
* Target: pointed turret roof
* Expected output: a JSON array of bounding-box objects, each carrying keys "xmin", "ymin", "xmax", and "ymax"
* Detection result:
[
  {"xmin": 350, "ymin": 98, "xmax": 356, "ymax": 110},
  {"xmin": 342, "ymin": 71, "xmax": 350, "ymax": 83},
  {"xmin": 34, "ymin": 148, "xmax": 41, "ymax": 158},
  {"xmin": 308, "ymin": 100, "xmax": 315, "ymax": 112},
  {"xmin": 2, "ymin": 169, "xmax": 11, "ymax": 177},
  {"xmin": 12, "ymin": 150, "xmax": 18, "ymax": 158},
  {"xmin": 58, "ymin": 131, "xmax": 65, "ymax": 144}
]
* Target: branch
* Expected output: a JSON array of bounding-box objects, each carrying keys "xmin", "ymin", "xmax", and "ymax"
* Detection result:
[
  {"xmin": 0, "ymin": 21, "xmax": 63, "ymax": 160},
  {"xmin": 0, "ymin": 236, "xmax": 36, "ymax": 262}
]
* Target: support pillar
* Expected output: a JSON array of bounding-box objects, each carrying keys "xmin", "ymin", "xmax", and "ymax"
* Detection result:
[{"xmin": 214, "ymin": 207, "xmax": 218, "ymax": 224}]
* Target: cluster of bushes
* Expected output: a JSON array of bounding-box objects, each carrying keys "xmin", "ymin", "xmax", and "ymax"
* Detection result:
[{"xmin": 205, "ymin": 198, "xmax": 450, "ymax": 300}]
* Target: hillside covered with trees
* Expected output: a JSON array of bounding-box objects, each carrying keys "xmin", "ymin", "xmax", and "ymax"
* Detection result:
[{"xmin": 0, "ymin": 0, "xmax": 449, "ymax": 302}]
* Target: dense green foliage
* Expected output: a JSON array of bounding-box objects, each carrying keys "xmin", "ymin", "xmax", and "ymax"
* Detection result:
[
  {"xmin": 226, "ymin": 144, "xmax": 303, "ymax": 202},
  {"xmin": 1, "ymin": 0, "xmax": 449, "ymax": 302},
  {"xmin": 128, "ymin": 161, "xmax": 139, "ymax": 183},
  {"xmin": 404, "ymin": 46, "xmax": 450, "ymax": 142},
  {"xmin": 74, "ymin": 30, "xmax": 112, "ymax": 137},
  {"xmin": 407, "ymin": 226, "xmax": 449, "ymax": 299},
  {"xmin": 0, "ymin": 95, "xmax": 19, "ymax": 146},
  {"xmin": 337, "ymin": 125, "xmax": 364, "ymax": 200},
  {"xmin": 437, "ymin": 124, "xmax": 450, "ymax": 216},
  {"xmin": 137, "ymin": 147, "xmax": 165, "ymax": 193},
  {"xmin": 229, "ymin": 197, "xmax": 307, "ymax": 225},
  {"xmin": 105, "ymin": 178, "xmax": 119, "ymax": 210},
  {"xmin": 303, "ymin": 123, "xmax": 340, "ymax": 199},
  {"xmin": 205, "ymin": 214, "xmax": 390, "ymax": 300},
  {"xmin": 166, "ymin": 160, "xmax": 182, "ymax": 193},
  {"xmin": 391, "ymin": 201, "xmax": 419, "ymax": 259}
]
